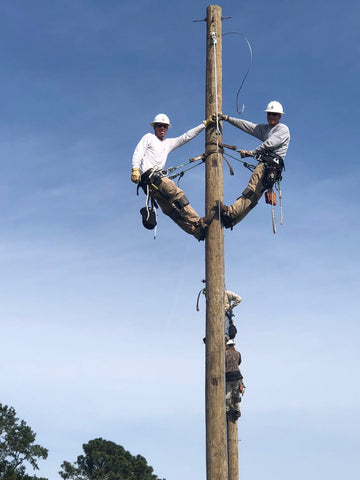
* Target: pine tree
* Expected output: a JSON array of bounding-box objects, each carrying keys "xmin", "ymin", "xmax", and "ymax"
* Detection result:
[{"xmin": 59, "ymin": 438, "xmax": 165, "ymax": 480}]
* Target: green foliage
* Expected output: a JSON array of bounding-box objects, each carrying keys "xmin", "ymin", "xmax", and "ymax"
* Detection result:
[
  {"xmin": 0, "ymin": 403, "xmax": 48, "ymax": 480},
  {"xmin": 59, "ymin": 438, "xmax": 165, "ymax": 480}
]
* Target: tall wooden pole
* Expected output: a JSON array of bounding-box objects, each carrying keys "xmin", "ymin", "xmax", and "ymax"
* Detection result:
[
  {"xmin": 227, "ymin": 418, "xmax": 239, "ymax": 480},
  {"xmin": 205, "ymin": 5, "xmax": 227, "ymax": 480}
]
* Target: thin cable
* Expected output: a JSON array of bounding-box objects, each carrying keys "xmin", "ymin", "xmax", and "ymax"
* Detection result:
[
  {"xmin": 211, "ymin": 32, "xmax": 221, "ymax": 135},
  {"xmin": 166, "ymin": 158, "xmax": 204, "ymax": 182},
  {"xmin": 276, "ymin": 180, "xmax": 284, "ymax": 225},
  {"xmin": 211, "ymin": 32, "xmax": 226, "ymax": 320},
  {"xmin": 165, "ymin": 157, "xmax": 203, "ymax": 175},
  {"xmin": 271, "ymin": 195, "xmax": 276, "ymax": 234},
  {"xmin": 222, "ymin": 32, "xmax": 253, "ymax": 114}
]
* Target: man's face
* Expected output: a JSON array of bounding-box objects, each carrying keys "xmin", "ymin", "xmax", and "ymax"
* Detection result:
[
  {"xmin": 154, "ymin": 123, "xmax": 169, "ymax": 140},
  {"xmin": 267, "ymin": 112, "xmax": 281, "ymax": 127}
]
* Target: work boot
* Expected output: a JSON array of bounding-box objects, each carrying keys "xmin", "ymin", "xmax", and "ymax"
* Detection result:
[
  {"xmin": 193, "ymin": 208, "xmax": 217, "ymax": 241},
  {"xmin": 193, "ymin": 222, "xmax": 208, "ymax": 241},
  {"xmin": 199, "ymin": 208, "xmax": 216, "ymax": 228},
  {"xmin": 216, "ymin": 200, "xmax": 233, "ymax": 229}
]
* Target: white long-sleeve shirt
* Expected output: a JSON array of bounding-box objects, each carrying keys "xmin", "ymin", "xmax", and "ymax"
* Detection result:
[
  {"xmin": 224, "ymin": 291, "xmax": 242, "ymax": 311},
  {"xmin": 132, "ymin": 124, "xmax": 205, "ymax": 174},
  {"xmin": 227, "ymin": 117, "xmax": 290, "ymax": 159}
]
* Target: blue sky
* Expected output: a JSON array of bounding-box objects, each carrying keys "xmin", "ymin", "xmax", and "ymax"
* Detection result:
[{"xmin": 0, "ymin": 1, "xmax": 359, "ymax": 479}]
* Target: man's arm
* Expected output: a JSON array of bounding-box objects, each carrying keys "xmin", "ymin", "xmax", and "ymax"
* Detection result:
[
  {"xmin": 166, "ymin": 123, "xmax": 205, "ymax": 153},
  {"xmin": 252, "ymin": 124, "xmax": 290, "ymax": 156},
  {"xmin": 131, "ymin": 134, "xmax": 149, "ymax": 170},
  {"xmin": 226, "ymin": 291, "xmax": 242, "ymax": 308},
  {"xmin": 226, "ymin": 117, "xmax": 265, "ymax": 142}
]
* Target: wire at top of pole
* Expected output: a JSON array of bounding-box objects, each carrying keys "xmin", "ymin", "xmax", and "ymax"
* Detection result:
[{"xmin": 222, "ymin": 31, "xmax": 253, "ymax": 114}]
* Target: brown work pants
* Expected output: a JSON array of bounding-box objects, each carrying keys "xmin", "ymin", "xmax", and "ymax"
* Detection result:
[
  {"xmin": 225, "ymin": 379, "xmax": 241, "ymax": 412},
  {"xmin": 149, "ymin": 176, "xmax": 202, "ymax": 238},
  {"xmin": 227, "ymin": 162, "xmax": 266, "ymax": 226}
]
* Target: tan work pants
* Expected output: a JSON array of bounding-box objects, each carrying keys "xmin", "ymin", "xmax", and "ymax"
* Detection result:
[
  {"xmin": 225, "ymin": 379, "xmax": 241, "ymax": 412},
  {"xmin": 149, "ymin": 176, "xmax": 201, "ymax": 238},
  {"xmin": 228, "ymin": 162, "xmax": 266, "ymax": 226}
]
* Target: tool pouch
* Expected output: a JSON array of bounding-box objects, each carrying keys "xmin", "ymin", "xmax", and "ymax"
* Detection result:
[
  {"xmin": 265, "ymin": 189, "xmax": 277, "ymax": 205},
  {"xmin": 140, "ymin": 206, "xmax": 157, "ymax": 230}
]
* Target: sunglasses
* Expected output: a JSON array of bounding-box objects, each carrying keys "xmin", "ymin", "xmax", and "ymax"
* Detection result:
[
  {"xmin": 154, "ymin": 124, "xmax": 168, "ymax": 129},
  {"xmin": 267, "ymin": 112, "xmax": 280, "ymax": 117}
]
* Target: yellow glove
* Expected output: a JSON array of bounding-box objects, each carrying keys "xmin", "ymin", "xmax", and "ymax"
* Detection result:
[
  {"xmin": 203, "ymin": 115, "xmax": 215, "ymax": 128},
  {"xmin": 131, "ymin": 168, "xmax": 141, "ymax": 183},
  {"xmin": 239, "ymin": 150, "xmax": 254, "ymax": 159}
]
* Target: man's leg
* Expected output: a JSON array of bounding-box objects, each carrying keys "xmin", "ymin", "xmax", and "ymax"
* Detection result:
[
  {"xmin": 220, "ymin": 162, "xmax": 266, "ymax": 228},
  {"xmin": 231, "ymin": 380, "xmax": 241, "ymax": 415},
  {"xmin": 225, "ymin": 382, "xmax": 232, "ymax": 412},
  {"xmin": 225, "ymin": 312, "xmax": 230, "ymax": 336},
  {"xmin": 151, "ymin": 177, "xmax": 208, "ymax": 240}
]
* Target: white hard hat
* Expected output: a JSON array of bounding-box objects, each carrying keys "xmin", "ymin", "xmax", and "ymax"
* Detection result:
[
  {"xmin": 226, "ymin": 339, "xmax": 235, "ymax": 346},
  {"xmin": 150, "ymin": 113, "xmax": 172, "ymax": 128},
  {"xmin": 265, "ymin": 101, "xmax": 285, "ymax": 115}
]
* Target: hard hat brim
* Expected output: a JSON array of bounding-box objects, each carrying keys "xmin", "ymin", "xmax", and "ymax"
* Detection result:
[{"xmin": 265, "ymin": 109, "xmax": 285, "ymax": 115}]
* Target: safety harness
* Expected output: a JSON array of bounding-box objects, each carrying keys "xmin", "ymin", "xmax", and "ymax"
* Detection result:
[
  {"xmin": 257, "ymin": 151, "xmax": 284, "ymax": 233},
  {"xmin": 136, "ymin": 157, "xmax": 206, "ymax": 237},
  {"xmin": 135, "ymin": 144, "xmax": 285, "ymax": 236},
  {"xmin": 222, "ymin": 144, "xmax": 285, "ymax": 233}
]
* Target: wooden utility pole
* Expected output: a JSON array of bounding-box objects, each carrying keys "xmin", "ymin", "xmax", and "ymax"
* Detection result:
[
  {"xmin": 227, "ymin": 418, "xmax": 239, "ymax": 480},
  {"xmin": 204, "ymin": 5, "xmax": 227, "ymax": 480}
]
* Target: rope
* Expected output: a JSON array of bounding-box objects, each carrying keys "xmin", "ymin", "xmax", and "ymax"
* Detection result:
[
  {"xmin": 275, "ymin": 180, "xmax": 284, "ymax": 225},
  {"xmin": 271, "ymin": 193, "xmax": 276, "ymax": 234},
  {"xmin": 145, "ymin": 185, "xmax": 157, "ymax": 239},
  {"xmin": 211, "ymin": 32, "xmax": 221, "ymax": 135}
]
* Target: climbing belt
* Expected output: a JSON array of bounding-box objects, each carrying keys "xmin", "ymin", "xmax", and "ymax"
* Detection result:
[
  {"xmin": 138, "ymin": 143, "xmax": 285, "ymax": 236},
  {"xmin": 136, "ymin": 156, "xmax": 206, "ymax": 237}
]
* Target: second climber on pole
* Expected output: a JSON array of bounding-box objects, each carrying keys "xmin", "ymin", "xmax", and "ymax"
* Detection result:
[{"xmin": 215, "ymin": 101, "xmax": 290, "ymax": 229}]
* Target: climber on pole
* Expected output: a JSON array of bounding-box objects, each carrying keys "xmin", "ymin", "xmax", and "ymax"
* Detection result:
[
  {"xmin": 225, "ymin": 339, "xmax": 244, "ymax": 419},
  {"xmin": 216, "ymin": 101, "xmax": 290, "ymax": 228},
  {"xmin": 131, "ymin": 113, "xmax": 214, "ymax": 241},
  {"xmin": 201, "ymin": 288, "xmax": 242, "ymax": 343},
  {"xmin": 224, "ymin": 290, "xmax": 242, "ymax": 341}
]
